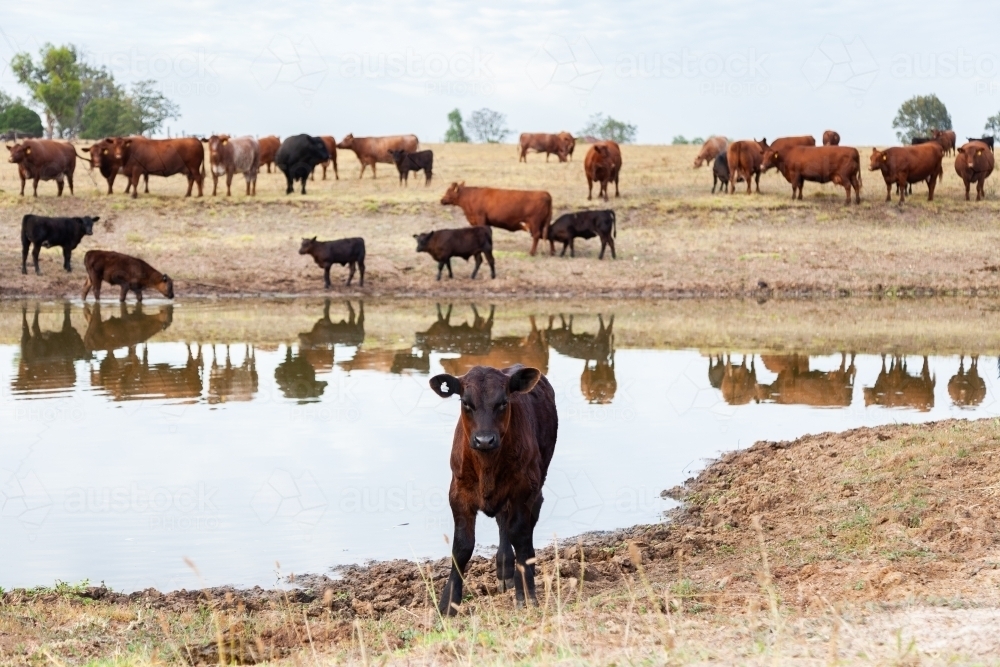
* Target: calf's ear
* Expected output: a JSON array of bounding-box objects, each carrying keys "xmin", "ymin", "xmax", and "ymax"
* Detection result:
[
  {"xmin": 508, "ymin": 367, "xmax": 541, "ymax": 395},
  {"xmin": 430, "ymin": 374, "xmax": 462, "ymax": 398}
]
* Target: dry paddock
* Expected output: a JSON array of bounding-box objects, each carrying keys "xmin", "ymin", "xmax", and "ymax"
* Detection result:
[{"xmin": 1, "ymin": 142, "xmax": 1000, "ymax": 299}]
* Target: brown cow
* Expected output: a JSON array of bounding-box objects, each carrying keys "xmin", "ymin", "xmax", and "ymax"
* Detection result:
[
  {"xmin": 6, "ymin": 139, "xmax": 76, "ymax": 196},
  {"xmin": 80, "ymin": 138, "xmax": 147, "ymax": 195},
  {"xmin": 955, "ymin": 141, "xmax": 995, "ymax": 201},
  {"xmin": 13, "ymin": 304, "xmax": 89, "ymax": 396},
  {"xmin": 584, "ymin": 141, "xmax": 622, "ymax": 201},
  {"xmin": 720, "ymin": 355, "xmax": 758, "ymax": 405},
  {"xmin": 759, "ymin": 135, "xmax": 816, "ymax": 172},
  {"xmin": 208, "ymin": 345, "xmax": 258, "ymax": 404},
  {"xmin": 337, "ymin": 133, "xmax": 419, "ymax": 178},
  {"xmin": 869, "ymin": 144, "xmax": 943, "ymax": 204},
  {"xmin": 932, "ymin": 129, "xmax": 957, "ymax": 156},
  {"xmin": 756, "ymin": 354, "xmax": 855, "ymax": 407},
  {"xmin": 310, "ymin": 135, "xmax": 339, "ymax": 181},
  {"xmin": 82, "ymin": 302, "xmax": 173, "ymax": 352},
  {"xmin": 429, "ymin": 364, "xmax": 558, "ymax": 614},
  {"xmin": 441, "ymin": 182, "xmax": 552, "ymax": 256},
  {"xmin": 863, "ymin": 355, "xmax": 934, "ymax": 412},
  {"xmin": 258, "ymin": 135, "xmax": 281, "ymax": 173},
  {"xmin": 760, "ymin": 143, "xmax": 861, "ymax": 204},
  {"xmin": 948, "ymin": 356, "xmax": 986, "ymax": 408},
  {"xmin": 727, "ymin": 140, "xmax": 764, "ymax": 194},
  {"xmin": 111, "ymin": 137, "xmax": 205, "ymax": 198},
  {"xmin": 822, "ymin": 130, "xmax": 840, "ymax": 146},
  {"xmin": 518, "ymin": 133, "xmax": 570, "ymax": 162},
  {"xmin": 202, "ymin": 134, "xmax": 260, "ymax": 196},
  {"xmin": 81, "ymin": 250, "xmax": 175, "ymax": 303},
  {"xmin": 298, "ymin": 301, "xmax": 365, "ymax": 372},
  {"xmin": 546, "ymin": 315, "xmax": 616, "ymax": 404},
  {"xmin": 693, "ymin": 135, "xmax": 727, "ymax": 168},
  {"xmin": 440, "ymin": 317, "xmax": 549, "ymax": 377},
  {"xmin": 92, "ymin": 344, "xmax": 202, "ymax": 401},
  {"xmin": 558, "ymin": 132, "xmax": 576, "ymax": 161}
]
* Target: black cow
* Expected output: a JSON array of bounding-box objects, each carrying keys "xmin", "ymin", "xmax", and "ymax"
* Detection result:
[
  {"xmin": 546, "ymin": 210, "xmax": 616, "ymax": 259},
  {"xmin": 968, "ymin": 136, "xmax": 995, "ymax": 152},
  {"xmin": 712, "ymin": 153, "xmax": 730, "ymax": 193},
  {"xmin": 275, "ymin": 135, "xmax": 331, "ymax": 195},
  {"xmin": 911, "ymin": 137, "xmax": 933, "ymax": 146},
  {"xmin": 21, "ymin": 214, "xmax": 98, "ymax": 275},
  {"xmin": 414, "ymin": 227, "xmax": 495, "ymax": 280},
  {"xmin": 388, "ymin": 149, "xmax": 433, "ymax": 186},
  {"xmin": 298, "ymin": 237, "xmax": 366, "ymax": 288}
]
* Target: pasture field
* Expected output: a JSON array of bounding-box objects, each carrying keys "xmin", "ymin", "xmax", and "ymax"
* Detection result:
[
  {"xmin": 2, "ymin": 142, "xmax": 1000, "ymax": 299},
  {"xmin": 3, "ymin": 417, "xmax": 1000, "ymax": 665}
]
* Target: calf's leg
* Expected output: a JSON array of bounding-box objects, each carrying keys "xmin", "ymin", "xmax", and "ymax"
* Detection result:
[
  {"xmin": 508, "ymin": 503, "xmax": 539, "ymax": 608},
  {"xmin": 323, "ymin": 265, "xmax": 332, "ymax": 289},
  {"xmin": 358, "ymin": 258, "xmax": 365, "ymax": 287},
  {"xmin": 226, "ymin": 171, "xmax": 234, "ymax": 197},
  {"xmin": 446, "ymin": 258, "xmax": 454, "ymax": 279},
  {"xmin": 21, "ymin": 237, "xmax": 29, "ymax": 274},
  {"xmin": 496, "ymin": 514, "xmax": 516, "ymax": 592},
  {"xmin": 346, "ymin": 262, "xmax": 356, "ymax": 286},
  {"xmin": 436, "ymin": 261, "xmax": 445, "ymax": 281},
  {"xmin": 63, "ymin": 246, "xmax": 72, "ymax": 272},
  {"xmin": 211, "ymin": 173, "xmax": 219, "ymax": 196},
  {"xmin": 471, "ymin": 253, "xmax": 482, "ymax": 279},
  {"xmin": 484, "ymin": 249, "xmax": 495, "ymax": 278},
  {"xmin": 120, "ymin": 284, "xmax": 129, "ymax": 302},
  {"xmin": 440, "ymin": 504, "xmax": 476, "ymax": 616},
  {"xmin": 32, "ymin": 243, "xmax": 42, "ymax": 275}
]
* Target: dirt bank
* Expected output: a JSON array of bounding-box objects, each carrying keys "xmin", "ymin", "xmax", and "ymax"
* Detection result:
[
  {"xmin": 4, "ymin": 417, "xmax": 999, "ymax": 664},
  {"xmin": 3, "ymin": 143, "xmax": 1000, "ymax": 301}
]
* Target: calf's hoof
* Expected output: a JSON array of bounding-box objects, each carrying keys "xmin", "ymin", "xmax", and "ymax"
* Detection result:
[{"xmin": 498, "ymin": 577, "xmax": 515, "ymax": 592}]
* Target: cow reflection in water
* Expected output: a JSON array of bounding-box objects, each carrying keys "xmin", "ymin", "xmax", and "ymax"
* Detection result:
[
  {"xmin": 297, "ymin": 300, "xmax": 365, "ymax": 372},
  {"xmin": 707, "ymin": 354, "xmax": 758, "ymax": 405},
  {"xmin": 91, "ymin": 344, "xmax": 203, "ymax": 402},
  {"xmin": 756, "ymin": 354, "xmax": 856, "ymax": 407},
  {"xmin": 863, "ymin": 355, "xmax": 935, "ymax": 412},
  {"xmin": 208, "ymin": 345, "xmax": 258, "ymax": 404},
  {"xmin": 546, "ymin": 315, "xmax": 615, "ymax": 403},
  {"xmin": 275, "ymin": 347, "xmax": 327, "ymax": 401},
  {"xmin": 948, "ymin": 355, "xmax": 986, "ymax": 408},
  {"xmin": 83, "ymin": 302, "xmax": 172, "ymax": 352},
  {"xmin": 440, "ymin": 312, "xmax": 548, "ymax": 377},
  {"xmin": 13, "ymin": 304, "xmax": 90, "ymax": 395}
]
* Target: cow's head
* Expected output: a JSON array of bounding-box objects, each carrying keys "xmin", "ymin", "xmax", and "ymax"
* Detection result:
[
  {"xmin": 760, "ymin": 147, "xmax": 782, "ymax": 171},
  {"xmin": 78, "ymin": 216, "xmax": 99, "ymax": 235},
  {"xmin": 158, "ymin": 273, "xmax": 175, "ymax": 300},
  {"xmin": 299, "ymin": 237, "xmax": 318, "ymax": 254},
  {"xmin": 429, "ymin": 365, "xmax": 542, "ymax": 452},
  {"xmin": 869, "ymin": 148, "xmax": 888, "ymax": 171},
  {"xmin": 112, "ymin": 137, "xmax": 131, "ymax": 162},
  {"xmin": 336, "ymin": 134, "xmax": 354, "ymax": 149},
  {"xmin": 310, "ymin": 136, "xmax": 331, "ymax": 162},
  {"xmin": 7, "ymin": 142, "xmax": 28, "ymax": 163},
  {"xmin": 388, "ymin": 148, "xmax": 406, "ymax": 165},
  {"xmin": 959, "ymin": 143, "xmax": 987, "ymax": 170},
  {"xmin": 202, "ymin": 134, "xmax": 231, "ymax": 161},
  {"xmin": 441, "ymin": 181, "xmax": 465, "ymax": 205},
  {"xmin": 413, "ymin": 231, "xmax": 434, "ymax": 252},
  {"xmin": 86, "ymin": 138, "xmax": 118, "ymax": 170}
]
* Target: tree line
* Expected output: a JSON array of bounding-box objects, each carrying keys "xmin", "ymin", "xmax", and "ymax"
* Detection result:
[
  {"xmin": 444, "ymin": 109, "xmax": 638, "ymax": 144},
  {"xmin": 1, "ymin": 43, "xmax": 179, "ymax": 139}
]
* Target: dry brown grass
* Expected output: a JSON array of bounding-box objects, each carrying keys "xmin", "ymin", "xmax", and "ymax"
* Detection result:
[
  {"xmin": 4, "ymin": 418, "xmax": 1000, "ymax": 665},
  {"xmin": 2, "ymin": 142, "xmax": 1000, "ymax": 299}
]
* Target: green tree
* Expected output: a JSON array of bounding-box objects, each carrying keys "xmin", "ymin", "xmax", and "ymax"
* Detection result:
[
  {"xmin": 892, "ymin": 94, "xmax": 952, "ymax": 144},
  {"xmin": 691, "ymin": 137, "xmax": 704, "ymax": 145},
  {"xmin": 444, "ymin": 108, "xmax": 469, "ymax": 142},
  {"xmin": 11, "ymin": 44, "xmax": 83, "ymax": 138},
  {"xmin": 80, "ymin": 96, "xmax": 140, "ymax": 139},
  {"xmin": 467, "ymin": 108, "xmax": 509, "ymax": 143},
  {"xmin": 671, "ymin": 135, "xmax": 689, "ymax": 145},
  {"xmin": 0, "ymin": 103, "xmax": 44, "ymax": 137},
  {"xmin": 579, "ymin": 113, "xmax": 637, "ymax": 144},
  {"xmin": 985, "ymin": 112, "xmax": 1000, "ymax": 138},
  {"xmin": 129, "ymin": 80, "xmax": 179, "ymax": 136}
]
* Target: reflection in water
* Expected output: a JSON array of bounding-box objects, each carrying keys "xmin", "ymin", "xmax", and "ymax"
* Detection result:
[
  {"xmin": 440, "ymin": 314, "xmax": 548, "ymax": 376},
  {"xmin": 863, "ymin": 355, "xmax": 936, "ymax": 412},
  {"xmin": 546, "ymin": 315, "xmax": 615, "ymax": 403},
  {"xmin": 415, "ymin": 304, "xmax": 493, "ymax": 355},
  {"xmin": 948, "ymin": 355, "xmax": 986, "ymax": 408},
  {"xmin": 275, "ymin": 347, "xmax": 327, "ymax": 402},
  {"xmin": 720, "ymin": 355, "xmax": 758, "ymax": 405},
  {"xmin": 756, "ymin": 354, "xmax": 856, "ymax": 407},
  {"xmin": 91, "ymin": 345, "xmax": 203, "ymax": 402},
  {"xmin": 208, "ymin": 345, "xmax": 258, "ymax": 404},
  {"xmin": 298, "ymin": 300, "xmax": 365, "ymax": 372},
  {"xmin": 13, "ymin": 304, "xmax": 90, "ymax": 396},
  {"xmin": 83, "ymin": 303, "xmax": 173, "ymax": 352}
]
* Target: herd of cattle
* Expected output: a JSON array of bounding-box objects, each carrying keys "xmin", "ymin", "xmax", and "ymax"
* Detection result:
[{"xmin": 695, "ymin": 129, "xmax": 996, "ymax": 204}]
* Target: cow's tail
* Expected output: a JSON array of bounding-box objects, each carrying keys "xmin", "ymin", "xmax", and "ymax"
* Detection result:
[
  {"xmin": 542, "ymin": 196, "xmax": 552, "ymax": 244},
  {"xmin": 611, "ymin": 210, "xmax": 617, "ymax": 238},
  {"xmin": 75, "ymin": 151, "xmax": 93, "ymax": 164}
]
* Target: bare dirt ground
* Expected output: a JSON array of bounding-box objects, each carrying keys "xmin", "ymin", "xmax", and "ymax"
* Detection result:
[
  {"xmin": 3, "ymin": 143, "xmax": 1000, "ymax": 300},
  {"xmin": 4, "ymin": 417, "xmax": 1000, "ymax": 665}
]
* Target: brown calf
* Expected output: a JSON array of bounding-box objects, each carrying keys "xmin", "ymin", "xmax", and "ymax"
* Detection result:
[
  {"xmin": 441, "ymin": 182, "xmax": 552, "ymax": 256},
  {"xmin": 693, "ymin": 135, "xmax": 727, "ymax": 168},
  {"xmin": 258, "ymin": 136, "xmax": 281, "ymax": 173},
  {"xmin": 955, "ymin": 141, "xmax": 995, "ymax": 201},
  {"xmin": 82, "ymin": 250, "xmax": 174, "ymax": 303},
  {"xmin": 933, "ymin": 129, "xmax": 957, "ymax": 156},
  {"xmin": 584, "ymin": 141, "xmax": 622, "ymax": 201},
  {"xmin": 429, "ymin": 364, "xmax": 558, "ymax": 614}
]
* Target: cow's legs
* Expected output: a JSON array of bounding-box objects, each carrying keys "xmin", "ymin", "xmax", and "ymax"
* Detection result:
[
  {"xmin": 144, "ymin": 174, "xmax": 150, "ymax": 193},
  {"xmin": 484, "ymin": 250, "xmax": 495, "ymax": 279},
  {"xmin": 599, "ymin": 236, "xmax": 607, "ymax": 260},
  {"xmin": 607, "ymin": 234, "xmax": 616, "ymax": 259},
  {"xmin": 371, "ymin": 163, "xmax": 377, "ymax": 179},
  {"xmin": 67, "ymin": 172, "xmax": 74, "ymax": 195},
  {"xmin": 226, "ymin": 171, "xmax": 234, "ymax": 197},
  {"xmin": 927, "ymin": 176, "xmax": 936, "ymax": 201},
  {"xmin": 211, "ymin": 174, "xmax": 219, "ymax": 196},
  {"xmin": 33, "ymin": 177, "xmax": 40, "ymax": 197},
  {"xmin": 436, "ymin": 261, "xmax": 445, "ymax": 281},
  {"xmin": 446, "ymin": 259, "xmax": 454, "ymax": 279},
  {"xmin": 495, "ymin": 513, "xmax": 516, "ymax": 592},
  {"xmin": 31, "ymin": 243, "xmax": 42, "ymax": 275},
  {"xmin": 508, "ymin": 503, "xmax": 539, "ymax": 608},
  {"xmin": 614, "ymin": 173, "xmax": 620, "ymax": 197},
  {"xmin": 346, "ymin": 262, "xmax": 356, "ymax": 286},
  {"xmin": 323, "ymin": 265, "xmax": 332, "ymax": 289},
  {"xmin": 359, "ymin": 163, "xmax": 367, "ymax": 179},
  {"xmin": 21, "ymin": 237, "xmax": 29, "ymax": 274},
  {"xmin": 570, "ymin": 237, "xmax": 577, "ymax": 257},
  {"xmin": 285, "ymin": 173, "xmax": 294, "ymax": 195},
  {"xmin": 129, "ymin": 172, "xmax": 141, "ymax": 199},
  {"xmin": 119, "ymin": 284, "xmax": 129, "ymax": 302},
  {"xmin": 754, "ymin": 170, "xmax": 760, "ymax": 194},
  {"xmin": 19, "ymin": 172, "xmax": 26, "ymax": 196},
  {"xmin": 134, "ymin": 287, "xmax": 144, "ymax": 303},
  {"xmin": 587, "ymin": 176, "xmax": 594, "ymax": 200},
  {"xmin": 440, "ymin": 503, "xmax": 476, "ymax": 616},
  {"xmin": 63, "ymin": 246, "xmax": 72, "ymax": 272},
  {"xmin": 886, "ymin": 181, "xmax": 893, "ymax": 203},
  {"xmin": 529, "ymin": 234, "xmax": 540, "ymax": 256},
  {"xmin": 357, "ymin": 259, "xmax": 365, "ymax": 287},
  {"xmin": 56, "ymin": 177, "xmax": 64, "ymax": 196},
  {"xmin": 471, "ymin": 253, "xmax": 482, "ymax": 279},
  {"xmin": 300, "ymin": 178, "xmax": 307, "ymax": 195},
  {"xmin": 978, "ymin": 177, "xmax": 986, "ymax": 201}
]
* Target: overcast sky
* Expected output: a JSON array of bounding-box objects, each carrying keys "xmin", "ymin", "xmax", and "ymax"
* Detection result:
[{"xmin": 2, "ymin": 0, "xmax": 998, "ymax": 144}]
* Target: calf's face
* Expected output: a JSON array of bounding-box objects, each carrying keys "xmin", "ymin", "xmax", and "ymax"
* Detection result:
[
  {"xmin": 430, "ymin": 366, "xmax": 541, "ymax": 451},
  {"xmin": 159, "ymin": 275, "xmax": 175, "ymax": 299},
  {"xmin": 413, "ymin": 232, "xmax": 433, "ymax": 252},
  {"xmin": 81, "ymin": 216, "xmax": 99, "ymax": 235},
  {"xmin": 299, "ymin": 237, "xmax": 318, "ymax": 255},
  {"xmin": 388, "ymin": 149, "xmax": 405, "ymax": 165},
  {"xmin": 440, "ymin": 182, "xmax": 464, "ymax": 205},
  {"xmin": 336, "ymin": 134, "xmax": 354, "ymax": 149}
]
